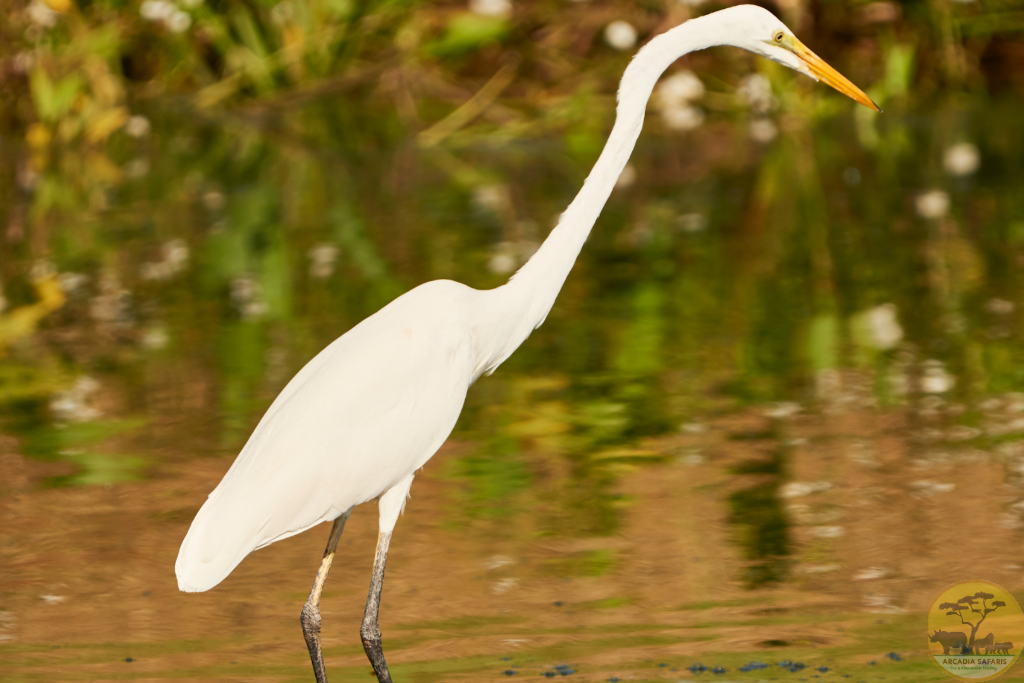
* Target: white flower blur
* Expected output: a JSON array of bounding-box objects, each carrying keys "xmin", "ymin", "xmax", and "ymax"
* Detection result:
[
  {"xmin": 168, "ymin": 10, "xmax": 192, "ymax": 33},
  {"xmin": 487, "ymin": 242, "xmax": 518, "ymax": 275},
  {"xmin": 29, "ymin": 259, "xmax": 55, "ymax": 281},
  {"xmin": 487, "ymin": 240, "xmax": 537, "ymax": 275},
  {"xmin": 677, "ymin": 213, "xmax": 708, "ymax": 233},
  {"xmin": 308, "ymin": 243, "xmax": 340, "ymax": 280},
  {"xmin": 231, "ymin": 276, "xmax": 268, "ymax": 319},
  {"xmin": 986, "ymin": 298, "xmax": 1015, "ymax": 315},
  {"xmin": 164, "ymin": 239, "xmax": 189, "ymax": 269},
  {"xmin": 661, "ymin": 104, "xmax": 704, "ymax": 131},
  {"xmin": 13, "ymin": 51, "xmax": 35, "ymax": 74},
  {"xmin": 139, "ymin": 0, "xmax": 191, "ymax": 32},
  {"xmin": 749, "ymin": 118, "xmax": 778, "ymax": 143},
  {"xmin": 27, "ymin": 0, "xmax": 59, "ymax": 27},
  {"xmin": 915, "ymin": 189, "xmax": 949, "ymax": 219},
  {"xmin": 140, "ymin": 0, "xmax": 175, "ymax": 21},
  {"xmin": 654, "ymin": 71, "xmax": 706, "ymax": 132},
  {"xmin": 58, "ymin": 272, "xmax": 89, "ymax": 295},
  {"xmin": 656, "ymin": 70, "xmax": 705, "ymax": 106},
  {"xmin": 473, "ymin": 184, "xmax": 510, "ymax": 214},
  {"xmin": 202, "ymin": 190, "xmax": 226, "ymax": 211},
  {"xmin": 469, "ymin": 0, "xmax": 512, "ymax": 18},
  {"xmin": 604, "ymin": 21, "xmax": 637, "ymax": 51},
  {"xmin": 736, "ymin": 73, "xmax": 775, "ymax": 113},
  {"xmin": 90, "ymin": 272, "xmax": 133, "ymax": 328},
  {"xmin": 921, "ymin": 360, "xmax": 955, "ymax": 394},
  {"xmin": 125, "ymin": 115, "xmax": 151, "ymax": 138},
  {"xmin": 859, "ymin": 303, "xmax": 903, "ymax": 350},
  {"xmin": 140, "ymin": 239, "xmax": 190, "ymax": 281},
  {"xmin": 51, "ymin": 376, "xmax": 102, "ymax": 423},
  {"xmin": 142, "ymin": 324, "xmax": 170, "ymax": 350},
  {"xmin": 943, "ymin": 142, "xmax": 980, "ymax": 177}
]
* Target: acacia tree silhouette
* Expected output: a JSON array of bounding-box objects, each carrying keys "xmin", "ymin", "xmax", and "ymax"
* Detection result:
[{"xmin": 940, "ymin": 592, "xmax": 1006, "ymax": 653}]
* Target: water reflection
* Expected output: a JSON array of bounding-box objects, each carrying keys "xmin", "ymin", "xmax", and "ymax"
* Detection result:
[
  {"xmin": 2, "ymin": 83, "xmax": 1024, "ymax": 680},
  {"xmin": 729, "ymin": 442, "xmax": 789, "ymax": 588}
]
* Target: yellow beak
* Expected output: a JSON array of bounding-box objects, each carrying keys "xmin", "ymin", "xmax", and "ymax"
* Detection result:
[{"xmin": 790, "ymin": 38, "xmax": 880, "ymax": 112}]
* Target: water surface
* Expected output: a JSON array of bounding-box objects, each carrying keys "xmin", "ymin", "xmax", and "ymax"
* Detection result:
[{"xmin": 2, "ymin": 79, "xmax": 1024, "ymax": 682}]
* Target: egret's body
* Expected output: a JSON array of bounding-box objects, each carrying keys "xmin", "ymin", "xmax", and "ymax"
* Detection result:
[
  {"xmin": 176, "ymin": 6, "xmax": 875, "ymax": 682},
  {"xmin": 177, "ymin": 280, "xmax": 476, "ymax": 592}
]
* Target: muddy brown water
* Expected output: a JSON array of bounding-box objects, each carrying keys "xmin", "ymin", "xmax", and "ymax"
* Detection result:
[{"xmin": 3, "ymin": 396, "xmax": 1019, "ymax": 681}]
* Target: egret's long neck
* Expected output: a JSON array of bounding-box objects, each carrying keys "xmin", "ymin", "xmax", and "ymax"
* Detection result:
[{"xmin": 475, "ymin": 14, "xmax": 728, "ymax": 376}]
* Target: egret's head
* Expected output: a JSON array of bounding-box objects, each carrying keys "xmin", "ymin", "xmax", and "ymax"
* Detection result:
[{"xmin": 728, "ymin": 5, "xmax": 879, "ymax": 111}]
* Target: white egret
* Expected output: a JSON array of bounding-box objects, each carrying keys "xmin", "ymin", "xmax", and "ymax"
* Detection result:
[{"xmin": 175, "ymin": 6, "xmax": 876, "ymax": 682}]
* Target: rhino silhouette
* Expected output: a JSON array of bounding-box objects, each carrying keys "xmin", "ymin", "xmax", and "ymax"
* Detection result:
[
  {"xmin": 992, "ymin": 642, "xmax": 1012, "ymax": 655},
  {"xmin": 930, "ymin": 630, "xmax": 969, "ymax": 655}
]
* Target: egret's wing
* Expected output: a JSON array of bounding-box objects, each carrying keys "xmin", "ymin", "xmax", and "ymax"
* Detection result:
[{"xmin": 176, "ymin": 282, "xmax": 475, "ymax": 592}]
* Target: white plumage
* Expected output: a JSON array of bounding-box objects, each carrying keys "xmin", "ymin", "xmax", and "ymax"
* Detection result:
[
  {"xmin": 175, "ymin": 7, "xmax": 876, "ymax": 682},
  {"xmin": 177, "ymin": 281, "xmax": 478, "ymax": 591}
]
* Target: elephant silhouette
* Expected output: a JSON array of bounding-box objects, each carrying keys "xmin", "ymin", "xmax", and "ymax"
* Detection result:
[{"xmin": 930, "ymin": 630, "xmax": 969, "ymax": 655}]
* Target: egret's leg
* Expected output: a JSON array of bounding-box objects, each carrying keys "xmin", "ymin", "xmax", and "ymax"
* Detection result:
[
  {"xmin": 361, "ymin": 472, "xmax": 413, "ymax": 683},
  {"xmin": 300, "ymin": 510, "xmax": 351, "ymax": 683},
  {"xmin": 360, "ymin": 531, "xmax": 394, "ymax": 683}
]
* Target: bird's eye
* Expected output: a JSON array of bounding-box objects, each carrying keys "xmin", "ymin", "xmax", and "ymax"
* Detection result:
[{"xmin": 773, "ymin": 31, "xmax": 785, "ymax": 43}]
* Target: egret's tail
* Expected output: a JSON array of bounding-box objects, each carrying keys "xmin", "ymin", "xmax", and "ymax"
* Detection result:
[
  {"xmin": 175, "ymin": 494, "xmax": 262, "ymax": 593},
  {"xmin": 175, "ymin": 479, "xmax": 336, "ymax": 592}
]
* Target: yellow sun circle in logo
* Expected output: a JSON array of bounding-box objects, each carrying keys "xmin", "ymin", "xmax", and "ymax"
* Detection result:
[{"xmin": 927, "ymin": 579, "xmax": 1024, "ymax": 681}]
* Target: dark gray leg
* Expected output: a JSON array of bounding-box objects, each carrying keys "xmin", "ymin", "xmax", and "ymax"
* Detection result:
[
  {"xmin": 360, "ymin": 531, "xmax": 394, "ymax": 683},
  {"xmin": 300, "ymin": 511, "xmax": 351, "ymax": 683}
]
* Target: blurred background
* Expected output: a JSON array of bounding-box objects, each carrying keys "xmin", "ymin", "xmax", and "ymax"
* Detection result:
[{"xmin": 2, "ymin": 0, "xmax": 1024, "ymax": 680}]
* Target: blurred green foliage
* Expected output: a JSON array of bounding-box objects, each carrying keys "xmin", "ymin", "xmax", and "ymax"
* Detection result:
[{"xmin": 2, "ymin": 0, "xmax": 1024, "ymax": 587}]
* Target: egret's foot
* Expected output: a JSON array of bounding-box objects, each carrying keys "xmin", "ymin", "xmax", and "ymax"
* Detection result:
[
  {"xmin": 301, "ymin": 600, "xmax": 328, "ymax": 683},
  {"xmin": 361, "ymin": 531, "xmax": 394, "ymax": 683},
  {"xmin": 360, "ymin": 623, "xmax": 393, "ymax": 683}
]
